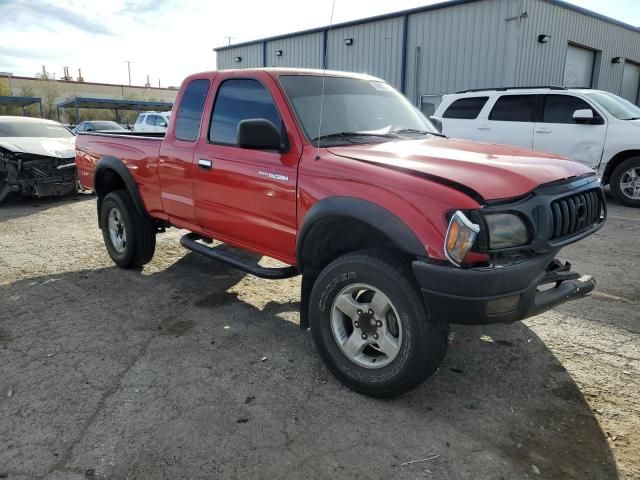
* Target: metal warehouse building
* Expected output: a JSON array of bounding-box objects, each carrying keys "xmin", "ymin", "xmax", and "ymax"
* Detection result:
[{"xmin": 214, "ymin": 0, "xmax": 640, "ymax": 115}]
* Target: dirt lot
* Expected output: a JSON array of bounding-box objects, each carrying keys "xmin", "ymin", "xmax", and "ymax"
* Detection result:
[{"xmin": 0, "ymin": 193, "xmax": 638, "ymax": 480}]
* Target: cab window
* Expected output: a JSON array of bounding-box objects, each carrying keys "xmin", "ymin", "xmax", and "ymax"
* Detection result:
[{"xmin": 209, "ymin": 79, "xmax": 281, "ymax": 145}]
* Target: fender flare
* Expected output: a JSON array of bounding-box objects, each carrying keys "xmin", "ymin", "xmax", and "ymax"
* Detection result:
[
  {"xmin": 296, "ymin": 196, "xmax": 426, "ymax": 267},
  {"xmin": 94, "ymin": 156, "xmax": 148, "ymax": 227}
]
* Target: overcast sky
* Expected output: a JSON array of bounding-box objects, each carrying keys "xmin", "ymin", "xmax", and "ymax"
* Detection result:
[{"xmin": 0, "ymin": 0, "xmax": 638, "ymax": 88}]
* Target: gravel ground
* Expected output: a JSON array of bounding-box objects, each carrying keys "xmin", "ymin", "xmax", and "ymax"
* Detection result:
[{"xmin": 0, "ymin": 192, "xmax": 638, "ymax": 480}]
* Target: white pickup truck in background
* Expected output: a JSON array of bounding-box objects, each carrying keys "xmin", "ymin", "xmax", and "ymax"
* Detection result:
[{"xmin": 433, "ymin": 87, "xmax": 640, "ymax": 207}]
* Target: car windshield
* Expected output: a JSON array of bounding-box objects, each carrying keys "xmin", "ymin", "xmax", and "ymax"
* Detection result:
[
  {"xmin": 91, "ymin": 121, "xmax": 125, "ymax": 130},
  {"xmin": 279, "ymin": 75, "xmax": 438, "ymax": 144},
  {"xmin": 0, "ymin": 121, "xmax": 74, "ymax": 138},
  {"xmin": 584, "ymin": 91, "xmax": 640, "ymax": 120}
]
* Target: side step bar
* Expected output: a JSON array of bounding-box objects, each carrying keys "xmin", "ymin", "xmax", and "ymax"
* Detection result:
[{"xmin": 180, "ymin": 233, "xmax": 299, "ymax": 280}]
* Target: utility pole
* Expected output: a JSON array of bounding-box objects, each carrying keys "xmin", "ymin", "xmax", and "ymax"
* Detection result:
[{"xmin": 124, "ymin": 60, "xmax": 133, "ymax": 85}]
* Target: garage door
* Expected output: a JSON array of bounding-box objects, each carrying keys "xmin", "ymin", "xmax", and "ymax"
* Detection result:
[
  {"xmin": 563, "ymin": 44, "xmax": 595, "ymax": 88},
  {"xmin": 621, "ymin": 61, "xmax": 640, "ymax": 105}
]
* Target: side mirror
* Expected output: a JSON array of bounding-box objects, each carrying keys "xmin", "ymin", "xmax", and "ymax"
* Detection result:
[
  {"xmin": 159, "ymin": 121, "xmax": 167, "ymax": 128},
  {"xmin": 572, "ymin": 109, "xmax": 595, "ymax": 124},
  {"xmin": 85, "ymin": 126, "xmax": 93, "ymax": 131},
  {"xmin": 237, "ymin": 118, "xmax": 282, "ymax": 150},
  {"xmin": 429, "ymin": 116, "xmax": 443, "ymax": 133}
]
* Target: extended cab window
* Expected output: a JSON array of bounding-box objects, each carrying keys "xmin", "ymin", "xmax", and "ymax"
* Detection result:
[
  {"xmin": 443, "ymin": 97, "xmax": 489, "ymax": 119},
  {"xmin": 542, "ymin": 95, "xmax": 600, "ymax": 123},
  {"xmin": 175, "ymin": 79, "xmax": 210, "ymax": 141},
  {"xmin": 489, "ymin": 95, "xmax": 537, "ymax": 122},
  {"xmin": 210, "ymin": 79, "xmax": 281, "ymax": 145}
]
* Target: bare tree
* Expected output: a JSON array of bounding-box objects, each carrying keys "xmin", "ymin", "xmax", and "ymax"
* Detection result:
[{"xmin": 33, "ymin": 72, "xmax": 65, "ymax": 119}]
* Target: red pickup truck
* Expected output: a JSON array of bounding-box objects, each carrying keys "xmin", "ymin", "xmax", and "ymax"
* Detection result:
[{"xmin": 76, "ymin": 68, "xmax": 605, "ymax": 397}]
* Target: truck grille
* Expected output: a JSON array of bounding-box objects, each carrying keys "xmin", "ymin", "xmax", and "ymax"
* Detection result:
[{"xmin": 550, "ymin": 189, "xmax": 603, "ymax": 240}]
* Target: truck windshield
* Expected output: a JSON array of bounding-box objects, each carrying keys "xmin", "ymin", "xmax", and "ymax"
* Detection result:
[
  {"xmin": 584, "ymin": 91, "xmax": 640, "ymax": 120},
  {"xmin": 279, "ymin": 75, "xmax": 438, "ymax": 144}
]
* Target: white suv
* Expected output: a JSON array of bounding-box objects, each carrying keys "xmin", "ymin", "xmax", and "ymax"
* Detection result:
[
  {"xmin": 133, "ymin": 111, "xmax": 171, "ymax": 133},
  {"xmin": 433, "ymin": 87, "xmax": 640, "ymax": 207}
]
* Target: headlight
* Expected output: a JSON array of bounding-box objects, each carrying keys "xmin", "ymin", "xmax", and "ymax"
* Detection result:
[
  {"xmin": 484, "ymin": 213, "xmax": 529, "ymax": 249},
  {"xmin": 444, "ymin": 211, "xmax": 480, "ymax": 266}
]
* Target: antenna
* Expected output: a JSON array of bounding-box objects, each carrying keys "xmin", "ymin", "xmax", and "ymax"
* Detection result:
[{"xmin": 315, "ymin": 0, "xmax": 337, "ymax": 161}]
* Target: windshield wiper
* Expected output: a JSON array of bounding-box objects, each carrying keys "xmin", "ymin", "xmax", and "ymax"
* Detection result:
[
  {"xmin": 311, "ymin": 131, "xmax": 397, "ymax": 142},
  {"xmin": 390, "ymin": 128, "xmax": 446, "ymax": 138}
]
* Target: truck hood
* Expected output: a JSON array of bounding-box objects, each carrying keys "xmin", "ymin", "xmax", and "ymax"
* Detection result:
[
  {"xmin": 328, "ymin": 137, "xmax": 594, "ymax": 201},
  {"xmin": 0, "ymin": 137, "xmax": 75, "ymax": 159}
]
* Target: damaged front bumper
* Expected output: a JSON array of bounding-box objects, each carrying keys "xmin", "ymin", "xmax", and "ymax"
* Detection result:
[
  {"xmin": 0, "ymin": 151, "xmax": 77, "ymax": 202},
  {"xmin": 412, "ymin": 253, "xmax": 596, "ymax": 324}
]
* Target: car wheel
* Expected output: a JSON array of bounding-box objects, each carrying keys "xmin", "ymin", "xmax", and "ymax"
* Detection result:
[
  {"xmin": 100, "ymin": 190, "xmax": 156, "ymax": 268},
  {"xmin": 610, "ymin": 157, "xmax": 640, "ymax": 207},
  {"xmin": 309, "ymin": 250, "xmax": 449, "ymax": 397}
]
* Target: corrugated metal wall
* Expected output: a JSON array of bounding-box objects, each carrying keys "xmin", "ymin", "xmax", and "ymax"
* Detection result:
[
  {"xmin": 326, "ymin": 16, "xmax": 405, "ymax": 89},
  {"xmin": 265, "ymin": 32, "xmax": 324, "ymax": 68},
  {"xmin": 216, "ymin": 44, "xmax": 263, "ymax": 70},
  {"xmin": 515, "ymin": 0, "xmax": 640, "ymax": 95},
  {"xmin": 404, "ymin": 0, "xmax": 521, "ymax": 102},
  {"xmin": 214, "ymin": 0, "xmax": 640, "ymax": 103}
]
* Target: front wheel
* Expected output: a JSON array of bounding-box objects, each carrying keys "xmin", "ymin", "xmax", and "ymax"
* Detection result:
[
  {"xmin": 100, "ymin": 190, "xmax": 156, "ymax": 268},
  {"xmin": 610, "ymin": 157, "xmax": 640, "ymax": 207},
  {"xmin": 309, "ymin": 251, "xmax": 448, "ymax": 397}
]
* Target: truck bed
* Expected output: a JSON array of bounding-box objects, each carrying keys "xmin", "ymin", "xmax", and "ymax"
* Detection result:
[{"xmin": 75, "ymin": 131, "xmax": 165, "ymax": 216}]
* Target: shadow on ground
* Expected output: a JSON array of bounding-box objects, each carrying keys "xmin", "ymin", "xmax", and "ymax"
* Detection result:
[
  {"xmin": 0, "ymin": 251, "xmax": 619, "ymax": 479},
  {"xmin": 0, "ymin": 192, "xmax": 93, "ymax": 223}
]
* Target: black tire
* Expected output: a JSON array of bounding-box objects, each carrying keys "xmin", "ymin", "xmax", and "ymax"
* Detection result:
[
  {"xmin": 100, "ymin": 190, "xmax": 156, "ymax": 268},
  {"xmin": 610, "ymin": 157, "xmax": 640, "ymax": 207},
  {"xmin": 309, "ymin": 250, "xmax": 449, "ymax": 397}
]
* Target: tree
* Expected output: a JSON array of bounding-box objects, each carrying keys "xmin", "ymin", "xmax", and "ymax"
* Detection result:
[
  {"xmin": 0, "ymin": 81, "xmax": 17, "ymax": 115},
  {"xmin": 33, "ymin": 72, "xmax": 65, "ymax": 119}
]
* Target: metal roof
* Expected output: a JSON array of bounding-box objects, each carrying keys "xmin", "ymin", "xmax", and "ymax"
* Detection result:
[
  {"xmin": 0, "ymin": 96, "xmax": 42, "ymax": 107},
  {"xmin": 213, "ymin": 0, "xmax": 639, "ymax": 52},
  {"xmin": 56, "ymin": 97, "xmax": 173, "ymax": 111}
]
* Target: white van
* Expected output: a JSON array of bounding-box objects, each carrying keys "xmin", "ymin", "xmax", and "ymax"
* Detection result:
[
  {"xmin": 133, "ymin": 111, "xmax": 171, "ymax": 133},
  {"xmin": 433, "ymin": 87, "xmax": 640, "ymax": 207}
]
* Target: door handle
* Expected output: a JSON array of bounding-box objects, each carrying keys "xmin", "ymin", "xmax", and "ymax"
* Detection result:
[
  {"xmin": 536, "ymin": 127, "xmax": 552, "ymax": 134},
  {"xmin": 198, "ymin": 158, "xmax": 213, "ymax": 170},
  {"xmin": 477, "ymin": 126, "xmax": 490, "ymax": 131}
]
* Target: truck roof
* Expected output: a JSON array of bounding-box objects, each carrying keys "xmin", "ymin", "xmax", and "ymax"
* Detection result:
[{"xmin": 202, "ymin": 68, "xmax": 384, "ymax": 82}]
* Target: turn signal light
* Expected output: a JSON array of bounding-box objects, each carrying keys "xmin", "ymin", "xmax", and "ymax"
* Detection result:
[{"xmin": 444, "ymin": 211, "xmax": 480, "ymax": 266}]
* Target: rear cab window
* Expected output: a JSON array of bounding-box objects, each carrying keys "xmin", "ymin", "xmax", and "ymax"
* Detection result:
[
  {"xmin": 174, "ymin": 78, "xmax": 210, "ymax": 141},
  {"xmin": 489, "ymin": 95, "xmax": 537, "ymax": 122},
  {"xmin": 443, "ymin": 96, "xmax": 489, "ymax": 119},
  {"xmin": 209, "ymin": 78, "xmax": 282, "ymax": 145}
]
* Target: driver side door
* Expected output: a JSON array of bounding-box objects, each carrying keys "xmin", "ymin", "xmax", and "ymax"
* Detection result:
[{"xmin": 192, "ymin": 75, "xmax": 301, "ymax": 264}]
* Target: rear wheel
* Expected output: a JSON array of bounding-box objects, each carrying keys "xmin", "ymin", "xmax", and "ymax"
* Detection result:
[
  {"xmin": 309, "ymin": 250, "xmax": 448, "ymax": 397},
  {"xmin": 610, "ymin": 157, "xmax": 640, "ymax": 207},
  {"xmin": 100, "ymin": 190, "xmax": 156, "ymax": 268}
]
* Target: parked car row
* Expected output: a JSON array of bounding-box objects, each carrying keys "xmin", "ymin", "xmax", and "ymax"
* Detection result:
[
  {"xmin": 1, "ymin": 80, "xmax": 639, "ymax": 210},
  {"xmin": 0, "ymin": 110, "xmax": 172, "ymax": 203}
]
